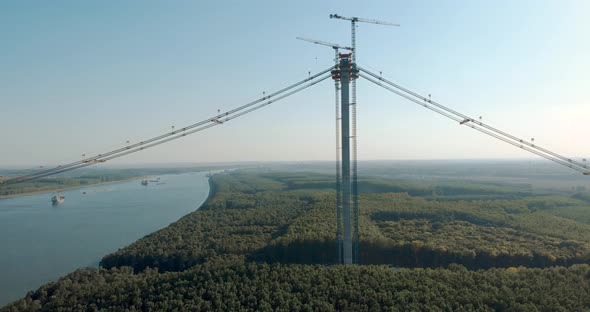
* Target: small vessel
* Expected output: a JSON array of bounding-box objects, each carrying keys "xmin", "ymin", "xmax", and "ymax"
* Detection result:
[
  {"xmin": 51, "ymin": 195, "xmax": 65, "ymax": 205},
  {"xmin": 141, "ymin": 180, "xmax": 148, "ymax": 186}
]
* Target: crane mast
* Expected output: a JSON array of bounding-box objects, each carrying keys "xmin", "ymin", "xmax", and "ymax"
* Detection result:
[
  {"xmin": 296, "ymin": 36, "xmax": 352, "ymax": 264},
  {"xmin": 330, "ymin": 13, "xmax": 400, "ymax": 264}
]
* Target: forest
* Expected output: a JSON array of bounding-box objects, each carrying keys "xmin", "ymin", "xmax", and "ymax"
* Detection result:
[{"xmin": 4, "ymin": 169, "xmax": 590, "ymax": 311}]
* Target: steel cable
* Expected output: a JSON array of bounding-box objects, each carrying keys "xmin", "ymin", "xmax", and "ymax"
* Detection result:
[
  {"xmin": 360, "ymin": 73, "xmax": 589, "ymax": 175},
  {"xmin": 2, "ymin": 69, "xmax": 334, "ymax": 185},
  {"xmin": 358, "ymin": 66, "xmax": 589, "ymax": 172}
]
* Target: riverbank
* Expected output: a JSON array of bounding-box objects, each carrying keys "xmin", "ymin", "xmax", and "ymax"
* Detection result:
[
  {"xmin": 0, "ymin": 176, "xmax": 152, "ymax": 200},
  {"xmin": 204, "ymin": 174, "xmax": 218, "ymax": 206},
  {"xmin": 0, "ymin": 172, "xmax": 212, "ymax": 306}
]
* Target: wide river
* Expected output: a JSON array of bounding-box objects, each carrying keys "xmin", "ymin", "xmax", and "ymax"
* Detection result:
[{"xmin": 0, "ymin": 172, "xmax": 210, "ymax": 306}]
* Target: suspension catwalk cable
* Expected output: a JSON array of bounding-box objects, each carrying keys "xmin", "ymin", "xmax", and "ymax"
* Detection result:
[
  {"xmin": 359, "ymin": 73, "xmax": 589, "ymax": 174},
  {"xmin": 21, "ymin": 74, "xmax": 334, "ymax": 182},
  {"xmin": 1, "ymin": 70, "xmax": 334, "ymax": 185},
  {"xmin": 359, "ymin": 73, "xmax": 590, "ymax": 175},
  {"xmin": 358, "ymin": 66, "xmax": 589, "ymax": 172},
  {"xmin": 5, "ymin": 66, "xmax": 335, "ymax": 185},
  {"xmin": 5, "ymin": 73, "xmax": 333, "ymax": 184}
]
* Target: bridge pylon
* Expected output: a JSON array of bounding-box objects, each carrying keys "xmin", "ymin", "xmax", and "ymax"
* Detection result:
[{"xmin": 332, "ymin": 53, "xmax": 359, "ymax": 264}]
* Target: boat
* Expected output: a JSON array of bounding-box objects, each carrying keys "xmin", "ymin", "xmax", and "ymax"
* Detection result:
[
  {"xmin": 141, "ymin": 180, "xmax": 148, "ymax": 186},
  {"xmin": 51, "ymin": 195, "xmax": 65, "ymax": 205}
]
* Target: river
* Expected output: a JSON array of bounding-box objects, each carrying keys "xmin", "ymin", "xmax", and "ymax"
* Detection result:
[{"xmin": 0, "ymin": 172, "xmax": 210, "ymax": 306}]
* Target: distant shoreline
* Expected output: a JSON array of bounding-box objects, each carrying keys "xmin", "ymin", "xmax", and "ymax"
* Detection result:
[
  {"xmin": 0, "ymin": 171, "xmax": 213, "ymax": 306},
  {"xmin": 202, "ymin": 175, "xmax": 217, "ymax": 209},
  {"xmin": 0, "ymin": 176, "xmax": 152, "ymax": 200}
]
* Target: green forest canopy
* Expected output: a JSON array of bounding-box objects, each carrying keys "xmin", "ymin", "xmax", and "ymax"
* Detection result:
[{"xmin": 4, "ymin": 170, "xmax": 590, "ymax": 311}]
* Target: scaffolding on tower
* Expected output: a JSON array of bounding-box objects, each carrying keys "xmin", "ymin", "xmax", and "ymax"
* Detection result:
[{"xmin": 330, "ymin": 13, "xmax": 400, "ymax": 264}]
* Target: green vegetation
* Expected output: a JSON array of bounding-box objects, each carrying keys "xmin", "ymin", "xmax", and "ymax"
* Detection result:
[
  {"xmin": 0, "ymin": 166, "xmax": 227, "ymax": 198},
  {"xmin": 99, "ymin": 172, "xmax": 590, "ymax": 271},
  {"xmin": 0, "ymin": 175, "xmax": 139, "ymax": 198},
  {"xmin": 5, "ymin": 262, "xmax": 590, "ymax": 311},
  {"xmin": 4, "ymin": 170, "xmax": 590, "ymax": 310}
]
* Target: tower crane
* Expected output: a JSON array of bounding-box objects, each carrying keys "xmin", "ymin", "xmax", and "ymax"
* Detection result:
[
  {"xmin": 296, "ymin": 37, "xmax": 352, "ymax": 72},
  {"xmin": 330, "ymin": 14, "xmax": 400, "ymax": 264},
  {"xmin": 329, "ymin": 13, "xmax": 399, "ymax": 66},
  {"xmin": 329, "ymin": 14, "xmax": 401, "ymax": 27},
  {"xmin": 295, "ymin": 37, "xmax": 352, "ymax": 51},
  {"xmin": 296, "ymin": 36, "xmax": 352, "ymax": 264}
]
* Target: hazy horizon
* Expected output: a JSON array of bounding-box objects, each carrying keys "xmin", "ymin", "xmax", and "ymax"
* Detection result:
[{"xmin": 1, "ymin": 157, "xmax": 585, "ymax": 170}]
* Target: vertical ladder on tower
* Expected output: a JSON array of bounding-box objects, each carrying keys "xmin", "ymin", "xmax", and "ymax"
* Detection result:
[{"xmin": 330, "ymin": 13, "xmax": 400, "ymax": 264}]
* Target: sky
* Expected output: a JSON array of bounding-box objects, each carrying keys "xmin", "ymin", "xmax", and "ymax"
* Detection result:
[{"xmin": 1, "ymin": 1, "xmax": 589, "ymax": 167}]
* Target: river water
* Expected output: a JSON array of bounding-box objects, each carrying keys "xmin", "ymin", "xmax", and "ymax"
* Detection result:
[{"xmin": 0, "ymin": 172, "xmax": 210, "ymax": 306}]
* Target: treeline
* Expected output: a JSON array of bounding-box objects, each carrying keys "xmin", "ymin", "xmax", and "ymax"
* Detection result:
[
  {"xmin": 0, "ymin": 175, "xmax": 136, "ymax": 197},
  {"xmin": 573, "ymin": 191, "xmax": 590, "ymax": 203},
  {"xmin": 6, "ymin": 170, "xmax": 590, "ymax": 310},
  {"xmin": 4, "ymin": 261, "xmax": 590, "ymax": 311},
  {"xmin": 268, "ymin": 173, "xmax": 532, "ymax": 198},
  {"xmin": 100, "ymin": 171, "xmax": 590, "ymax": 272},
  {"xmin": 101, "ymin": 173, "xmax": 314, "ymax": 272},
  {"xmin": 0, "ymin": 166, "xmax": 229, "ymax": 197}
]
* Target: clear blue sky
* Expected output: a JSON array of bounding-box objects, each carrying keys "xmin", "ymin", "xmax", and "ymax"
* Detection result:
[{"xmin": 1, "ymin": 1, "xmax": 588, "ymax": 167}]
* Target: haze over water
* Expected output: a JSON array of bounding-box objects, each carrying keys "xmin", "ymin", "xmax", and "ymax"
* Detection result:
[{"xmin": 0, "ymin": 172, "xmax": 210, "ymax": 306}]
